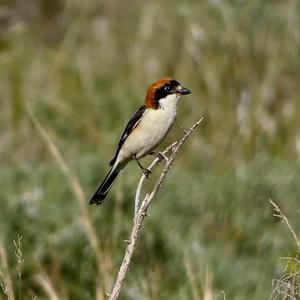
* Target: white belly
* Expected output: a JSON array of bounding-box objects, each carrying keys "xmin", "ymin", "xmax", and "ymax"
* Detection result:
[{"xmin": 117, "ymin": 107, "xmax": 177, "ymax": 163}]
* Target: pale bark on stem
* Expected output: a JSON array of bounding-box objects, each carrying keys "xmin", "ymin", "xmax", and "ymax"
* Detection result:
[
  {"xmin": 134, "ymin": 141, "xmax": 178, "ymax": 220},
  {"xmin": 109, "ymin": 118, "xmax": 203, "ymax": 300}
]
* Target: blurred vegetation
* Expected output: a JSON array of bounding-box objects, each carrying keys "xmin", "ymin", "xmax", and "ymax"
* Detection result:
[{"xmin": 1, "ymin": 0, "xmax": 300, "ymax": 299}]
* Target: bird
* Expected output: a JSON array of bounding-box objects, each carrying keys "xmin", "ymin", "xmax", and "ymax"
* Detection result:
[{"xmin": 90, "ymin": 77, "xmax": 191, "ymax": 205}]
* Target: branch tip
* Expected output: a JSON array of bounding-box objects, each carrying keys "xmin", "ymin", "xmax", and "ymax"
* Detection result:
[{"xmin": 109, "ymin": 117, "xmax": 204, "ymax": 300}]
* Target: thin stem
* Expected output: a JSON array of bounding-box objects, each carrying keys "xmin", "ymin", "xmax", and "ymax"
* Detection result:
[
  {"xmin": 134, "ymin": 142, "xmax": 178, "ymax": 220},
  {"xmin": 109, "ymin": 118, "xmax": 203, "ymax": 300}
]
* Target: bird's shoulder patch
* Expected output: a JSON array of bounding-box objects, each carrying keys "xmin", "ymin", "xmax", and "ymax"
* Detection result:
[{"xmin": 109, "ymin": 105, "xmax": 148, "ymax": 166}]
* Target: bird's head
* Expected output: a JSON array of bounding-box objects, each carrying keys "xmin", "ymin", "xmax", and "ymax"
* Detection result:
[{"xmin": 144, "ymin": 77, "xmax": 191, "ymax": 109}]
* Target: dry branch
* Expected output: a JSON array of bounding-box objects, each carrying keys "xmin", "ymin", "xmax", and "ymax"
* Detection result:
[{"xmin": 108, "ymin": 118, "xmax": 203, "ymax": 300}]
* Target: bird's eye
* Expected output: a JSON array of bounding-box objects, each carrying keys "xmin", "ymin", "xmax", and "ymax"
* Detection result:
[{"xmin": 164, "ymin": 85, "xmax": 172, "ymax": 93}]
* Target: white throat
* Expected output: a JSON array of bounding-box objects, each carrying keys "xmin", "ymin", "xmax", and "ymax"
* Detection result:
[{"xmin": 158, "ymin": 94, "xmax": 181, "ymax": 110}]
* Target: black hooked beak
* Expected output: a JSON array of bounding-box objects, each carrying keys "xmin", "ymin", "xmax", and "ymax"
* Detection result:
[{"xmin": 178, "ymin": 87, "xmax": 191, "ymax": 95}]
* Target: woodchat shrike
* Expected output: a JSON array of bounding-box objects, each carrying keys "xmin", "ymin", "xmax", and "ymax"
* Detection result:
[{"xmin": 90, "ymin": 77, "xmax": 191, "ymax": 205}]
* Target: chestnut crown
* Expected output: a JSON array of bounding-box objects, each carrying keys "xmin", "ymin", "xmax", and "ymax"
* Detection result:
[{"xmin": 145, "ymin": 77, "xmax": 191, "ymax": 109}]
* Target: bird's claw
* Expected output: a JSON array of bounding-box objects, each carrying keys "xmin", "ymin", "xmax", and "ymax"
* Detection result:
[
  {"xmin": 142, "ymin": 168, "xmax": 151, "ymax": 178},
  {"xmin": 157, "ymin": 152, "xmax": 168, "ymax": 162},
  {"xmin": 150, "ymin": 151, "xmax": 168, "ymax": 162}
]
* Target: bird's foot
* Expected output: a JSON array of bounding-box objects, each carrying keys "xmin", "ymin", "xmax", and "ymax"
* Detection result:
[
  {"xmin": 142, "ymin": 168, "xmax": 151, "ymax": 178},
  {"xmin": 133, "ymin": 154, "xmax": 151, "ymax": 178},
  {"xmin": 150, "ymin": 151, "xmax": 169, "ymax": 162},
  {"xmin": 157, "ymin": 151, "xmax": 169, "ymax": 162}
]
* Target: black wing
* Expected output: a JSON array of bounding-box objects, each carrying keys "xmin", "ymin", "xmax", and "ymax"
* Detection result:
[{"xmin": 109, "ymin": 105, "xmax": 148, "ymax": 166}]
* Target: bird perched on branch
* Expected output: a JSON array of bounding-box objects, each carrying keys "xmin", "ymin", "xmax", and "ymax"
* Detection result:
[{"xmin": 90, "ymin": 77, "xmax": 191, "ymax": 205}]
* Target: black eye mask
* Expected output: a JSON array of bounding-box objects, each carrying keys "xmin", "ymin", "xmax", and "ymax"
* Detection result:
[{"xmin": 154, "ymin": 80, "xmax": 180, "ymax": 102}]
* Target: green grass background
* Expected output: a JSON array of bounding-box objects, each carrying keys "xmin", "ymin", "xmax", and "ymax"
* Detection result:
[{"xmin": 1, "ymin": 0, "xmax": 300, "ymax": 299}]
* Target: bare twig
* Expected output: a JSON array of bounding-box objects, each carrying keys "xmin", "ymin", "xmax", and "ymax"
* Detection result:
[
  {"xmin": 109, "ymin": 118, "xmax": 203, "ymax": 300},
  {"xmin": 134, "ymin": 141, "xmax": 178, "ymax": 219},
  {"xmin": 269, "ymin": 199, "xmax": 300, "ymax": 251}
]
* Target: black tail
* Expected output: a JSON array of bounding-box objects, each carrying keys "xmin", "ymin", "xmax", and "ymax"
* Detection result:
[{"xmin": 90, "ymin": 166, "xmax": 120, "ymax": 205}]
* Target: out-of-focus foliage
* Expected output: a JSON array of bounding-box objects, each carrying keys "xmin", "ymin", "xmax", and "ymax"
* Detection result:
[{"xmin": 0, "ymin": 0, "xmax": 300, "ymax": 299}]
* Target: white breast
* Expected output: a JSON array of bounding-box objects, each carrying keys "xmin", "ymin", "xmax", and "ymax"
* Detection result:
[
  {"xmin": 117, "ymin": 94, "xmax": 180, "ymax": 164},
  {"xmin": 136, "ymin": 107, "xmax": 177, "ymax": 157}
]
